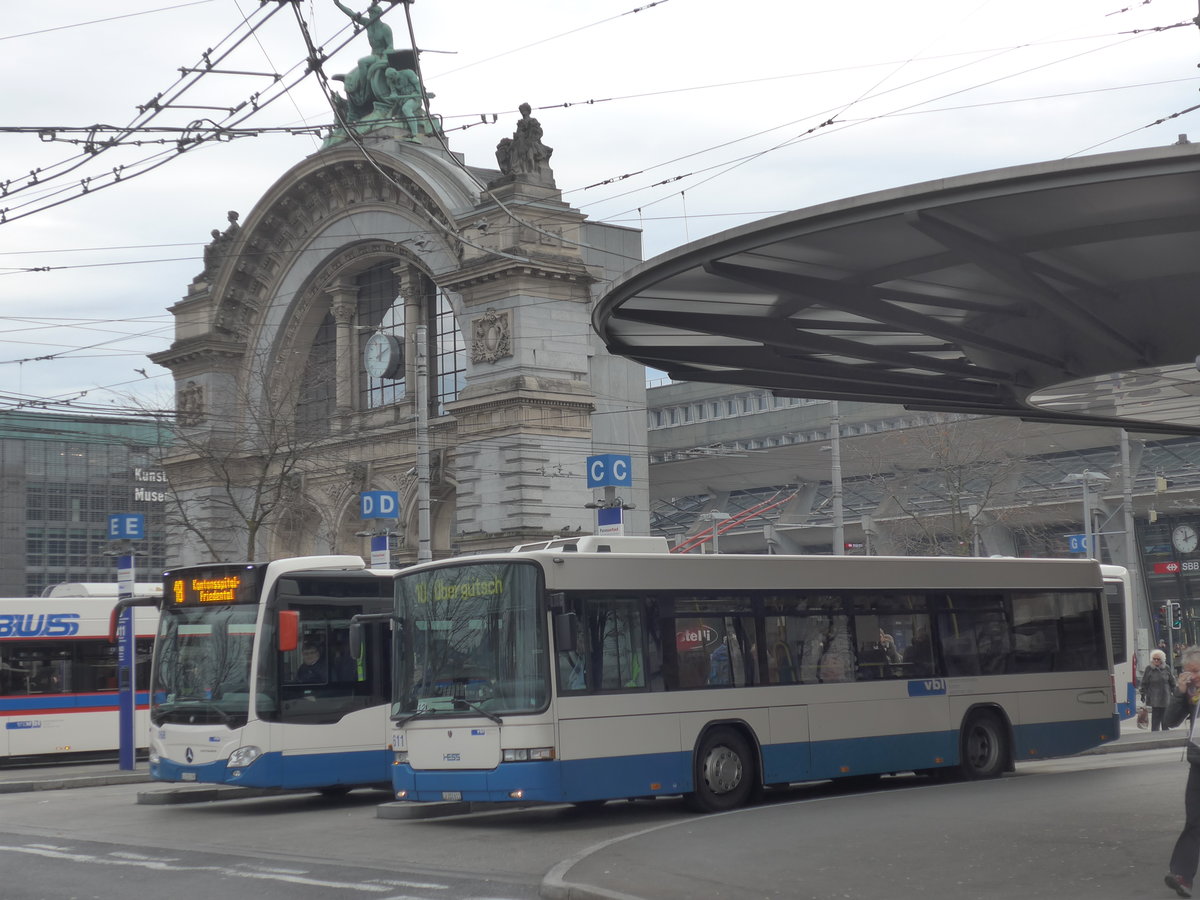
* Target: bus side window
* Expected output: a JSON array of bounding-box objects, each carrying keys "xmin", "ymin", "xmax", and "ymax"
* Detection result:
[
  {"xmin": 566, "ymin": 599, "xmax": 647, "ymax": 692},
  {"xmin": 556, "ymin": 610, "xmax": 587, "ymax": 692}
]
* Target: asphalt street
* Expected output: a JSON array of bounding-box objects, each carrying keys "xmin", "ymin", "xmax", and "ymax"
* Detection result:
[{"xmin": 0, "ymin": 717, "xmax": 1186, "ymax": 900}]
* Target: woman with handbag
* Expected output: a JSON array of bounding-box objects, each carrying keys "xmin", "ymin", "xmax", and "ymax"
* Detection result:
[{"xmin": 1144, "ymin": 648, "xmax": 1175, "ymax": 732}]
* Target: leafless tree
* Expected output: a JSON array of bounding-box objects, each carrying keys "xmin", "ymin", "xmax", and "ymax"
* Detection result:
[
  {"xmin": 137, "ymin": 353, "xmax": 348, "ymax": 563},
  {"xmin": 851, "ymin": 416, "xmax": 1033, "ymax": 556}
]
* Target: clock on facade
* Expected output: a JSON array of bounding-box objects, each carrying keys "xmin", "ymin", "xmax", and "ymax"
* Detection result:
[
  {"xmin": 363, "ymin": 332, "xmax": 402, "ymax": 379},
  {"xmin": 1173, "ymin": 524, "xmax": 1199, "ymax": 554}
]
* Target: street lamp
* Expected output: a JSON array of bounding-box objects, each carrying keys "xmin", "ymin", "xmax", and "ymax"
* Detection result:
[
  {"xmin": 707, "ymin": 511, "xmax": 732, "ymax": 554},
  {"xmin": 1063, "ymin": 470, "xmax": 1111, "ymax": 560}
]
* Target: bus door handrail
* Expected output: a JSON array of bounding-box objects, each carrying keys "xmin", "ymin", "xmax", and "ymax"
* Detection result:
[{"xmin": 107, "ymin": 595, "xmax": 162, "ymax": 644}]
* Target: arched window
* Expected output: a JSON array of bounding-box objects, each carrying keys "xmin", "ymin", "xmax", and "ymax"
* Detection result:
[
  {"xmin": 357, "ymin": 263, "xmax": 405, "ymax": 411},
  {"xmin": 295, "ymin": 313, "xmax": 336, "ymax": 434}
]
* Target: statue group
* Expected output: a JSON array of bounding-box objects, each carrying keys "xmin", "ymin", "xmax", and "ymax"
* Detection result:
[
  {"xmin": 329, "ymin": 1, "xmax": 441, "ymax": 140},
  {"xmin": 495, "ymin": 103, "xmax": 554, "ymax": 185},
  {"xmin": 198, "ymin": 211, "xmax": 240, "ymax": 281}
]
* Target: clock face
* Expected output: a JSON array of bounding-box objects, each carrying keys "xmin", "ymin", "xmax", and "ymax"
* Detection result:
[
  {"xmin": 1174, "ymin": 524, "xmax": 1199, "ymax": 554},
  {"xmin": 364, "ymin": 332, "xmax": 402, "ymax": 379}
]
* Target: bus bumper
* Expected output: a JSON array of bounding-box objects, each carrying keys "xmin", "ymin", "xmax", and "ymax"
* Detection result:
[
  {"xmin": 152, "ymin": 748, "xmax": 390, "ymax": 789},
  {"xmin": 393, "ymin": 760, "xmax": 563, "ymax": 803}
]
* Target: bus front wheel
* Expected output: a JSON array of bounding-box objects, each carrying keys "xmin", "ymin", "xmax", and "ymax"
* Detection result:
[
  {"xmin": 959, "ymin": 711, "xmax": 1007, "ymax": 780},
  {"xmin": 687, "ymin": 727, "xmax": 755, "ymax": 813}
]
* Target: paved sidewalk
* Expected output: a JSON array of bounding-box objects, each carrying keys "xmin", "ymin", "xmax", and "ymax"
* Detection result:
[{"xmin": 0, "ymin": 759, "xmax": 152, "ymax": 793}]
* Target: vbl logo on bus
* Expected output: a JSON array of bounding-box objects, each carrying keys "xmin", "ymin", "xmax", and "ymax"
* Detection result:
[
  {"xmin": 0, "ymin": 613, "xmax": 80, "ymax": 638},
  {"xmin": 908, "ymin": 679, "xmax": 948, "ymax": 697}
]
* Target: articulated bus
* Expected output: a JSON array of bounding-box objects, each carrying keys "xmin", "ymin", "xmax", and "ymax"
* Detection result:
[
  {"xmin": 147, "ymin": 556, "xmax": 395, "ymax": 793},
  {"xmin": 386, "ymin": 537, "xmax": 1118, "ymax": 812},
  {"xmin": 1, "ymin": 587, "xmax": 158, "ymax": 762},
  {"xmin": 1102, "ymin": 565, "xmax": 1136, "ymax": 720}
]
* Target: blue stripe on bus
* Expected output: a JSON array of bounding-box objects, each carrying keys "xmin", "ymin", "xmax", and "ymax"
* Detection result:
[
  {"xmin": 394, "ymin": 715, "xmax": 1118, "ymax": 803},
  {"xmin": 152, "ymin": 748, "xmax": 391, "ymax": 790},
  {"xmin": 0, "ymin": 692, "xmax": 150, "ymax": 714}
]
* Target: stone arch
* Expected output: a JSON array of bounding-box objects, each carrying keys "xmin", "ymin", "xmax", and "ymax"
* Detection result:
[
  {"xmin": 271, "ymin": 500, "xmax": 328, "ymax": 558},
  {"xmin": 397, "ymin": 476, "xmax": 457, "ymax": 562}
]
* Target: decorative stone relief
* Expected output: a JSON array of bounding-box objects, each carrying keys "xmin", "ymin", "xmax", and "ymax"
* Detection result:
[
  {"xmin": 177, "ymin": 380, "xmax": 205, "ymax": 426},
  {"xmin": 471, "ymin": 308, "xmax": 512, "ymax": 364}
]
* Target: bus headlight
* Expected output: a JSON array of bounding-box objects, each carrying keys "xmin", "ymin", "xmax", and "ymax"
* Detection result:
[
  {"xmin": 502, "ymin": 747, "xmax": 555, "ymax": 762},
  {"xmin": 228, "ymin": 745, "xmax": 262, "ymax": 768},
  {"xmin": 394, "ymin": 750, "xmax": 409, "ymax": 765},
  {"xmin": 149, "ymin": 751, "xmax": 160, "ymax": 766}
]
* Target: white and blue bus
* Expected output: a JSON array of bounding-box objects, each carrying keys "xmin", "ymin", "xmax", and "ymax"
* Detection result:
[
  {"xmin": 387, "ymin": 537, "xmax": 1117, "ymax": 812},
  {"xmin": 147, "ymin": 556, "xmax": 395, "ymax": 793},
  {"xmin": 1, "ymin": 587, "xmax": 158, "ymax": 762}
]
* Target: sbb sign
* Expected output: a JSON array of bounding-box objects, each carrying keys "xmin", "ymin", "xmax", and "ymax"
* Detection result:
[{"xmin": 1156, "ymin": 561, "xmax": 1200, "ymax": 574}]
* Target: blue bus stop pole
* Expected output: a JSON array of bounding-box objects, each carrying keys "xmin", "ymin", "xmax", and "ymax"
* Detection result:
[{"xmin": 117, "ymin": 552, "xmax": 136, "ymax": 771}]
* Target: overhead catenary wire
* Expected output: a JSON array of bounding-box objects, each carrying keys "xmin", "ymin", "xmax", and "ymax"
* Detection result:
[{"xmin": 4, "ymin": 0, "xmax": 1195, "ymax": 415}]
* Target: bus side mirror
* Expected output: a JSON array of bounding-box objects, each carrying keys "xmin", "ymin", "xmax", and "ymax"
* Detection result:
[
  {"xmin": 349, "ymin": 622, "xmax": 364, "ymax": 660},
  {"xmin": 555, "ymin": 612, "xmax": 577, "ymax": 653},
  {"xmin": 278, "ymin": 610, "xmax": 300, "ymax": 653}
]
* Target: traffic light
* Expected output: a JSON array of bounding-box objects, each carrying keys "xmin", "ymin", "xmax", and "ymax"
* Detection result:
[{"xmin": 1167, "ymin": 601, "xmax": 1184, "ymax": 630}]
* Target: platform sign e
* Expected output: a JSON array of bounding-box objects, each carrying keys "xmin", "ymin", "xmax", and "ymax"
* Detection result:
[{"xmin": 108, "ymin": 513, "xmax": 145, "ymax": 540}]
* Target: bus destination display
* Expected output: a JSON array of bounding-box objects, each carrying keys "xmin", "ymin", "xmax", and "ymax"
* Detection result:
[{"xmin": 165, "ymin": 566, "xmax": 262, "ymax": 606}]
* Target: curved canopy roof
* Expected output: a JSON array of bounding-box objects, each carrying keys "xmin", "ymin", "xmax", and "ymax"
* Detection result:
[{"xmin": 594, "ymin": 144, "xmax": 1200, "ymax": 436}]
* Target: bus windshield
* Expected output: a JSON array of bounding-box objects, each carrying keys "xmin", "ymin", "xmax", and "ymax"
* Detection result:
[
  {"xmin": 150, "ymin": 605, "xmax": 258, "ymax": 727},
  {"xmin": 395, "ymin": 561, "xmax": 547, "ymax": 719}
]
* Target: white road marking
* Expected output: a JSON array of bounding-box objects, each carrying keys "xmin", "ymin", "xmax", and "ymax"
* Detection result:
[{"xmin": 0, "ymin": 843, "xmax": 397, "ymax": 892}]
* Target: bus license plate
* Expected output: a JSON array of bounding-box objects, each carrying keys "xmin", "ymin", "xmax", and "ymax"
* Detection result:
[{"xmin": 442, "ymin": 791, "xmax": 462, "ymax": 801}]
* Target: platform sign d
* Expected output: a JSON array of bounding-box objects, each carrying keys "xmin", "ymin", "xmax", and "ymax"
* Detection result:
[{"xmin": 360, "ymin": 491, "xmax": 399, "ymax": 519}]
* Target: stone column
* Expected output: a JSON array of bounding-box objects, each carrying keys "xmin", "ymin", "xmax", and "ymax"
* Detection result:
[{"xmin": 326, "ymin": 279, "xmax": 358, "ymax": 424}]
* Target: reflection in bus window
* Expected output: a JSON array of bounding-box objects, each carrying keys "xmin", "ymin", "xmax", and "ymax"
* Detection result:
[{"xmin": 558, "ymin": 598, "xmax": 646, "ymax": 692}]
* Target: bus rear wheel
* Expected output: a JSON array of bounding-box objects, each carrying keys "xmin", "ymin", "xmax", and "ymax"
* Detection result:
[
  {"xmin": 959, "ymin": 711, "xmax": 1007, "ymax": 780},
  {"xmin": 687, "ymin": 727, "xmax": 755, "ymax": 813}
]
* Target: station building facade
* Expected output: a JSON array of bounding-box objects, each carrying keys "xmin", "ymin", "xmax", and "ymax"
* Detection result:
[{"xmin": 150, "ymin": 122, "xmax": 649, "ymax": 566}]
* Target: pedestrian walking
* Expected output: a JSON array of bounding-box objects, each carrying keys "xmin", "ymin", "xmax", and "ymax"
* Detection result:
[
  {"xmin": 1163, "ymin": 645, "xmax": 1200, "ymax": 897},
  {"xmin": 1145, "ymin": 649, "xmax": 1176, "ymax": 731}
]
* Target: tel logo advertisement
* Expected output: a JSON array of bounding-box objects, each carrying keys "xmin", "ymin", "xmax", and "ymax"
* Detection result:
[
  {"xmin": 676, "ymin": 624, "xmax": 718, "ymax": 652},
  {"xmin": 0, "ymin": 613, "xmax": 80, "ymax": 638}
]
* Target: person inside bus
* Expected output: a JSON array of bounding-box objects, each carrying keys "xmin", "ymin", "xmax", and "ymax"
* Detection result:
[
  {"xmin": 858, "ymin": 628, "xmax": 901, "ymax": 679},
  {"xmin": 34, "ymin": 668, "xmax": 63, "ymax": 693},
  {"xmin": 294, "ymin": 643, "xmax": 326, "ymax": 684},
  {"xmin": 903, "ymin": 627, "xmax": 933, "ymax": 676},
  {"xmin": 330, "ymin": 637, "xmax": 358, "ymax": 683}
]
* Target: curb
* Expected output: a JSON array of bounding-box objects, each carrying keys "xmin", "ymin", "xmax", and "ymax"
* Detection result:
[{"xmin": 0, "ymin": 771, "xmax": 152, "ymax": 794}]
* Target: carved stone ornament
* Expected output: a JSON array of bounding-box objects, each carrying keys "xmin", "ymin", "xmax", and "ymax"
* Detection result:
[
  {"xmin": 471, "ymin": 308, "xmax": 512, "ymax": 364},
  {"xmin": 177, "ymin": 380, "xmax": 205, "ymax": 426}
]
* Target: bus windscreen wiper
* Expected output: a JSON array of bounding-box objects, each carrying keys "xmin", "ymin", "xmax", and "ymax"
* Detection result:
[{"xmin": 452, "ymin": 697, "xmax": 502, "ymax": 724}]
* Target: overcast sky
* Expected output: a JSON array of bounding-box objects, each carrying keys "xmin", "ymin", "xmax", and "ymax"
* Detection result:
[{"xmin": 2, "ymin": 0, "xmax": 1198, "ymax": 415}]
